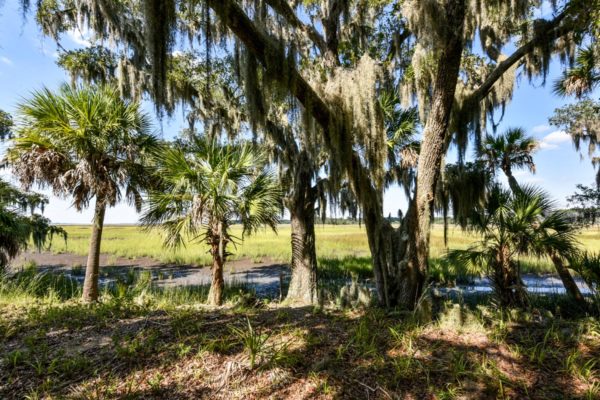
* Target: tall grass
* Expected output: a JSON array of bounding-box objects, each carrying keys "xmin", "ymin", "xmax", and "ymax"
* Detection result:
[
  {"xmin": 0, "ymin": 264, "xmax": 255, "ymax": 308},
  {"xmin": 37, "ymin": 224, "xmax": 600, "ymax": 278}
]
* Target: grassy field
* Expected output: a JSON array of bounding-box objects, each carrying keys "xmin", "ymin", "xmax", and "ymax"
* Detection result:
[{"xmin": 38, "ymin": 224, "xmax": 600, "ymax": 281}]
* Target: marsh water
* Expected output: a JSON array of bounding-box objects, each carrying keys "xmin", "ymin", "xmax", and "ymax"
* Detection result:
[{"xmin": 32, "ymin": 261, "xmax": 594, "ymax": 300}]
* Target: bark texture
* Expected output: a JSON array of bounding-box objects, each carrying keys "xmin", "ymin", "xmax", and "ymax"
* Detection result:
[
  {"xmin": 503, "ymin": 166, "xmax": 522, "ymax": 195},
  {"xmin": 82, "ymin": 198, "xmax": 106, "ymax": 302},
  {"xmin": 549, "ymin": 251, "xmax": 586, "ymax": 305},
  {"xmin": 493, "ymin": 245, "xmax": 528, "ymax": 308},
  {"xmin": 397, "ymin": 0, "xmax": 467, "ymax": 308},
  {"xmin": 208, "ymin": 225, "xmax": 226, "ymax": 306},
  {"xmin": 285, "ymin": 152, "xmax": 319, "ymax": 304},
  {"xmin": 207, "ymin": 0, "xmax": 556, "ymax": 309}
]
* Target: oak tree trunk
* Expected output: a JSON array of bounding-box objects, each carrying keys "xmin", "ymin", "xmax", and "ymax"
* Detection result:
[
  {"xmin": 82, "ymin": 198, "xmax": 106, "ymax": 303},
  {"xmin": 287, "ymin": 198, "xmax": 318, "ymax": 304},
  {"xmin": 208, "ymin": 0, "xmax": 466, "ymax": 310},
  {"xmin": 394, "ymin": 0, "xmax": 467, "ymax": 309},
  {"xmin": 285, "ymin": 153, "xmax": 319, "ymax": 304}
]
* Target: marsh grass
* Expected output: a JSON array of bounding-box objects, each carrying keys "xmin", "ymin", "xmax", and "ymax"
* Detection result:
[{"xmin": 36, "ymin": 225, "xmax": 600, "ymax": 283}]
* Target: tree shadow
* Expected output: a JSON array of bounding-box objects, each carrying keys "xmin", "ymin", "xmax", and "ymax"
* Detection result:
[{"xmin": 1, "ymin": 300, "xmax": 598, "ymax": 399}]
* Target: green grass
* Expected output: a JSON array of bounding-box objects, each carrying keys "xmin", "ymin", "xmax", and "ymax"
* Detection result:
[
  {"xmin": 1, "ymin": 289, "xmax": 598, "ymax": 399},
  {"xmin": 41, "ymin": 224, "xmax": 600, "ymax": 279}
]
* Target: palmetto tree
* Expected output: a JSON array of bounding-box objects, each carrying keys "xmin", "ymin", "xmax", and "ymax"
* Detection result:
[
  {"xmin": 448, "ymin": 186, "xmax": 583, "ymax": 307},
  {"xmin": 7, "ymin": 84, "xmax": 158, "ymax": 302},
  {"xmin": 141, "ymin": 137, "xmax": 282, "ymax": 306},
  {"xmin": 479, "ymin": 127, "xmax": 585, "ymax": 304},
  {"xmin": 479, "ymin": 128, "xmax": 538, "ymax": 194}
]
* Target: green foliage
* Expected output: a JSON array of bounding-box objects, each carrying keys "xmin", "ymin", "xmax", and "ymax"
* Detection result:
[
  {"xmin": 479, "ymin": 127, "xmax": 538, "ymax": 178},
  {"xmin": 554, "ymin": 46, "xmax": 600, "ymax": 98},
  {"xmin": 142, "ymin": 136, "xmax": 282, "ymax": 304},
  {"xmin": 567, "ymin": 184, "xmax": 600, "ymax": 225},
  {"xmin": 550, "ymin": 99, "xmax": 600, "ymax": 184},
  {"xmin": 570, "ymin": 251, "xmax": 600, "ymax": 302},
  {"xmin": 143, "ymin": 136, "xmax": 282, "ymax": 248},
  {"xmin": 56, "ymin": 46, "xmax": 117, "ymax": 84},
  {"xmin": 0, "ymin": 179, "xmax": 66, "ymax": 269},
  {"xmin": 8, "ymin": 83, "xmax": 159, "ymax": 211},
  {"xmin": 0, "ymin": 108, "xmax": 13, "ymax": 139},
  {"xmin": 446, "ymin": 185, "xmax": 581, "ymax": 307},
  {"xmin": 230, "ymin": 317, "xmax": 271, "ymax": 369}
]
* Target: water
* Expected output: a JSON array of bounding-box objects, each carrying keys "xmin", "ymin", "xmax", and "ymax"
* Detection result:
[
  {"xmin": 439, "ymin": 274, "xmax": 593, "ymax": 296},
  {"xmin": 35, "ymin": 265, "xmax": 595, "ymax": 299}
]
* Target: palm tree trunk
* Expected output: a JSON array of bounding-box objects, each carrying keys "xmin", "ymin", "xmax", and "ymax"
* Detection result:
[
  {"xmin": 208, "ymin": 227, "xmax": 225, "ymax": 306},
  {"xmin": 82, "ymin": 198, "xmax": 106, "ymax": 302},
  {"xmin": 494, "ymin": 246, "xmax": 528, "ymax": 308},
  {"xmin": 502, "ymin": 168, "xmax": 584, "ymax": 305},
  {"xmin": 503, "ymin": 166, "xmax": 521, "ymax": 194},
  {"xmin": 208, "ymin": 252, "xmax": 225, "ymax": 306},
  {"xmin": 549, "ymin": 251, "xmax": 586, "ymax": 305}
]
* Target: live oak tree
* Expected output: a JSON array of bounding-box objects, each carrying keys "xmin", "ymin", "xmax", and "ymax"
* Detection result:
[
  {"xmin": 27, "ymin": 0, "xmax": 599, "ymax": 309},
  {"xmin": 7, "ymin": 84, "xmax": 158, "ymax": 302},
  {"xmin": 568, "ymin": 183, "xmax": 600, "ymax": 225},
  {"xmin": 0, "ymin": 109, "xmax": 13, "ymax": 139},
  {"xmin": 550, "ymin": 99, "xmax": 600, "ymax": 186}
]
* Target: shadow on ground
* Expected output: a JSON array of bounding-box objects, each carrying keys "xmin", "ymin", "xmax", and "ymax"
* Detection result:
[{"xmin": 1, "ymin": 298, "xmax": 599, "ymax": 399}]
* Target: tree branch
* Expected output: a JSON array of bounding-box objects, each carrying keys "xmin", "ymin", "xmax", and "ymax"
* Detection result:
[
  {"xmin": 263, "ymin": 0, "xmax": 327, "ymax": 55},
  {"xmin": 207, "ymin": 0, "xmax": 333, "ymax": 132},
  {"xmin": 470, "ymin": 10, "xmax": 571, "ymax": 103},
  {"xmin": 206, "ymin": 0, "xmax": 380, "ymax": 214}
]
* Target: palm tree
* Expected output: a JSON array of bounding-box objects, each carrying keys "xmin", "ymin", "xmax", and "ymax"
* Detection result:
[
  {"xmin": 479, "ymin": 128, "xmax": 585, "ymax": 304},
  {"xmin": 448, "ymin": 186, "xmax": 584, "ymax": 307},
  {"xmin": 141, "ymin": 137, "xmax": 282, "ymax": 306},
  {"xmin": 7, "ymin": 84, "xmax": 158, "ymax": 302},
  {"xmin": 479, "ymin": 127, "xmax": 538, "ymax": 194}
]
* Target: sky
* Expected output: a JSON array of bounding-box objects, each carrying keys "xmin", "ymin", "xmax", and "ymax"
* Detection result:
[{"xmin": 0, "ymin": 2, "xmax": 597, "ymax": 224}]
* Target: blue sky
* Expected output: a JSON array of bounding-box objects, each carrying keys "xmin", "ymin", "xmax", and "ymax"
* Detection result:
[{"xmin": 0, "ymin": 2, "xmax": 597, "ymax": 224}]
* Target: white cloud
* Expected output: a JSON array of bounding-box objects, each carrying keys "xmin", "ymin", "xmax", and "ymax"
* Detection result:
[
  {"xmin": 66, "ymin": 28, "xmax": 92, "ymax": 47},
  {"xmin": 0, "ymin": 56, "xmax": 13, "ymax": 65},
  {"xmin": 531, "ymin": 124, "xmax": 550, "ymax": 134},
  {"xmin": 539, "ymin": 130, "xmax": 571, "ymax": 150},
  {"xmin": 40, "ymin": 47, "xmax": 59, "ymax": 59},
  {"xmin": 543, "ymin": 130, "xmax": 571, "ymax": 143}
]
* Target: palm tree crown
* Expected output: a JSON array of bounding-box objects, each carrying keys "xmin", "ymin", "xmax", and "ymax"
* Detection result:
[
  {"xmin": 8, "ymin": 84, "xmax": 157, "ymax": 210},
  {"xmin": 447, "ymin": 185, "xmax": 581, "ymax": 307},
  {"xmin": 479, "ymin": 128, "xmax": 538, "ymax": 193}
]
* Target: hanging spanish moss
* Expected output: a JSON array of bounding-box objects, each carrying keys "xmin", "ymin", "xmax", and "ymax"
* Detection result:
[{"xmin": 143, "ymin": 0, "xmax": 177, "ymax": 111}]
